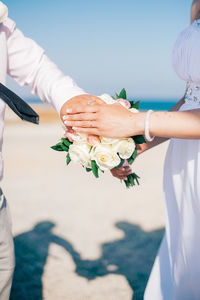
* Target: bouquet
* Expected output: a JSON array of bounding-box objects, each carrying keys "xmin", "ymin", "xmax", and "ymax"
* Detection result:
[{"xmin": 51, "ymin": 89, "xmax": 145, "ymax": 188}]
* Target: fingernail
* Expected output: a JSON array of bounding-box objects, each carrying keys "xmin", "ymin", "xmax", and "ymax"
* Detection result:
[
  {"xmin": 63, "ymin": 115, "xmax": 68, "ymax": 120},
  {"xmin": 72, "ymin": 127, "xmax": 78, "ymax": 130},
  {"xmin": 66, "ymin": 108, "xmax": 72, "ymax": 113},
  {"xmin": 64, "ymin": 121, "xmax": 71, "ymax": 125}
]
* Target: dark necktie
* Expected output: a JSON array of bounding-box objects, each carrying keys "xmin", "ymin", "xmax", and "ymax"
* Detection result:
[{"xmin": 0, "ymin": 82, "xmax": 39, "ymax": 124}]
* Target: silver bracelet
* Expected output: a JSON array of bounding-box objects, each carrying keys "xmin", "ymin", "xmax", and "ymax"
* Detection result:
[{"xmin": 145, "ymin": 110, "xmax": 155, "ymax": 142}]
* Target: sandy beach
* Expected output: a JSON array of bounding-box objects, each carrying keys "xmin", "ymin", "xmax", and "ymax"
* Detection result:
[{"xmin": 2, "ymin": 104, "xmax": 167, "ymax": 300}]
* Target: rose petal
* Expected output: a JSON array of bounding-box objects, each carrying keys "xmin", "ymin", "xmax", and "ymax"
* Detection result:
[{"xmin": 116, "ymin": 99, "xmax": 131, "ymax": 109}]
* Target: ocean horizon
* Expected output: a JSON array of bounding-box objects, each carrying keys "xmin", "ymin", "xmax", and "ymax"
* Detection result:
[{"xmin": 26, "ymin": 98, "xmax": 178, "ymax": 111}]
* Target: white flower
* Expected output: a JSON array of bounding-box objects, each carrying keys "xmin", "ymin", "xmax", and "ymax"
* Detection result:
[
  {"xmin": 113, "ymin": 138, "xmax": 135, "ymax": 159},
  {"xmin": 130, "ymin": 108, "xmax": 139, "ymax": 113},
  {"xmin": 100, "ymin": 137, "xmax": 119, "ymax": 145},
  {"xmin": 0, "ymin": 2, "xmax": 8, "ymax": 23},
  {"xmin": 69, "ymin": 142, "xmax": 91, "ymax": 168},
  {"xmin": 73, "ymin": 133, "xmax": 87, "ymax": 143},
  {"xmin": 116, "ymin": 98, "xmax": 131, "ymax": 109},
  {"xmin": 91, "ymin": 144, "xmax": 121, "ymax": 171},
  {"xmin": 99, "ymin": 93, "xmax": 116, "ymax": 104}
]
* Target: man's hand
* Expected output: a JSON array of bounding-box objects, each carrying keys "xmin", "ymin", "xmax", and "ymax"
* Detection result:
[
  {"xmin": 60, "ymin": 94, "xmax": 103, "ymax": 124},
  {"xmin": 111, "ymin": 160, "xmax": 132, "ymax": 180}
]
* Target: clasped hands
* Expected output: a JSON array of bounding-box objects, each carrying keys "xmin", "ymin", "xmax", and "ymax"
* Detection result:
[{"xmin": 60, "ymin": 94, "xmax": 145, "ymax": 180}]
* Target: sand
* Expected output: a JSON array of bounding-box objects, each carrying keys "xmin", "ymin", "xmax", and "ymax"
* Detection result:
[{"xmin": 2, "ymin": 105, "xmax": 168, "ymax": 300}]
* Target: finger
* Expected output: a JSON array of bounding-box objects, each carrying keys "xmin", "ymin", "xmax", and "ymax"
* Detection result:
[
  {"xmin": 66, "ymin": 105, "xmax": 100, "ymax": 115},
  {"xmin": 117, "ymin": 176, "xmax": 128, "ymax": 180},
  {"xmin": 64, "ymin": 120, "xmax": 98, "ymax": 128},
  {"xmin": 111, "ymin": 169, "xmax": 131, "ymax": 177},
  {"xmin": 65, "ymin": 127, "xmax": 74, "ymax": 133},
  {"xmin": 118, "ymin": 172, "xmax": 132, "ymax": 177},
  {"xmin": 89, "ymin": 96, "xmax": 104, "ymax": 105},
  {"xmin": 63, "ymin": 113, "xmax": 97, "ymax": 122},
  {"xmin": 118, "ymin": 166, "xmax": 132, "ymax": 173},
  {"xmin": 112, "ymin": 166, "xmax": 130, "ymax": 172},
  {"xmin": 122, "ymin": 166, "xmax": 132, "ymax": 171},
  {"xmin": 112, "ymin": 172, "xmax": 127, "ymax": 177},
  {"xmin": 122, "ymin": 169, "xmax": 132, "ymax": 175},
  {"xmin": 73, "ymin": 127, "xmax": 100, "ymax": 135}
]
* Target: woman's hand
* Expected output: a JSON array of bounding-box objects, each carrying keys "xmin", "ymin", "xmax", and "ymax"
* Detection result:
[
  {"xmin": 63, "ymin": 98, "xmax": 200, "ymax": 140},
  {"xmin": 63, "ymin": 103, "xmax": 145, "ymax": 138},
  {"xmin": 111, "ymin": 160, "xmax": 132, "ymax": 180}
]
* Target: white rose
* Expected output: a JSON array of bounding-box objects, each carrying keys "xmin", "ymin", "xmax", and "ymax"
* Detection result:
[
  {"xmin": 113, "ymin": 138, "xmax": 135, "ymax": 159},
  {"xmin": 69, "ymin": 142, "xmax": 91, "ymax": 168},
  {"xmin": 73, "ymin": 133, "xmax": 87, "ymax": 143},
  {"xmin": 99, "ymin": 94, "xmax": 116, "ymax": 104},
  {"xmin": 100, "ymin": 137, "xmax": 119, "ymax": 145},
  {"xmin": 0, "ymin": 2, "xmax": 8, "ymax": 23},
  {"xmin": 130, "ymin": 108, "xmax": 139, "ymax": 113},
  {"xmin": 91, "ymin": 144, "xmax": 121, "ymax": 171}
]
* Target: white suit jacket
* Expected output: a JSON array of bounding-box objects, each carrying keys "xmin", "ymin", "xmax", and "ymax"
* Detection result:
[{"xmin": 0, "ymin": 18, "xmax": 85, "ymax": 180}]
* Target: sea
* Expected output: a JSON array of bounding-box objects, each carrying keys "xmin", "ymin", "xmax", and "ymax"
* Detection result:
[
  {"xmin": 27, "ymin": 98, "xmax": 177, "ymax": 111},
  {"xmin": 139, "ymin": 100, "xmax": 177, "ymax": 111}
]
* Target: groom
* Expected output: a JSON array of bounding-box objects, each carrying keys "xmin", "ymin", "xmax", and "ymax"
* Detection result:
[
  {"xmin": 0, "ymin": 3, "xmax": 131, "ymax": 299},
  {"xmin": 0, "ymin": 4, "xmax": 105, "ymax": 300}
]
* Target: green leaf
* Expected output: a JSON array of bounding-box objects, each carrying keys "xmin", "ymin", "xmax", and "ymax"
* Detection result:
[
  {"xmin": 115, "ymin": 93, "xmax": 119, "ymax": 99},
  {"xmin": 91, "ymin": 160, "xmax": 99, "ymax": 178},
  {"xmin": 124, "ymin": 179, "xmax": 130, "ymax": 188},
  {"xmin": 119, "ymin": 88, "xmax": 127, "ymax": 99},
  {"xmin": 61, "ymin": 138, "xmax": 72, "ymax": 147},
  {"xmin": 115, "ymin": 158, "xmax": 125, "ymax": 169},
  {"xmin": 132, "ymin": 148, "xmax": 137, "ymax": 160},
  {"xmin": 135, "ymin": 174, "xmax": 140, "ymax": 185},
  {"xmin": 51, "ymin": 142, "xmax": 64, "ymax": 152},
  {"xmin": 127, "ymin": 156, "xmax": 134, "ymax": 165},
  {"xmin": 130, "ymin": 100, "xmax": 140, "ymax": 110},
  {"xmin": 133, "ymin": 173, "xmax": 140, "ymax": 185},
  {"xmin": 134, "ymin": 101, "xmax": 140, "ymax": 109},
  {"xmin": 127, "ymin": 148, "xmax": 137, "ymax": 164},
  {"xmin": 66, "ymin": 153, "xmax": 71, "ymax": 165},
  {"xmin": 133, "ymin": 135, "xmax": 146, "ymax": 144},
  {"xmin": 86, "ymin": 168, "xmax": 92, "ymax": 172},
  {"xmin": 123, "ymin": 172, "xmax": 140, "ymax": 188},
  {"xmin": 129, "ymin": 101, "xmax": 134, "ymax": 108},
  {"xmin": 128, "ymin": 174, "xmax": 135, "ymax": 186},
  {"xmin": 61, "ymin": 144, "xmax": 69, "ymax": 152}
]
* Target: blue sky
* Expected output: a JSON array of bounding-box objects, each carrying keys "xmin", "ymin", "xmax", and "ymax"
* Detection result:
[{"xmin": 6, "ymin": 0, "xmax": 191, "ymax": 101}]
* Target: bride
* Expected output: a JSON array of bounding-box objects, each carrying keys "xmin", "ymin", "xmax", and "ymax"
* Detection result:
[{"xmin": 63, "ymin": 0, "xmax": 200, "ymax": 298}]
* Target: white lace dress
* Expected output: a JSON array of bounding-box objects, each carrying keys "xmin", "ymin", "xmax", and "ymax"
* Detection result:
[{"xmin": 144, "ymin": 20, "xmax": 200, "ymax": 300}]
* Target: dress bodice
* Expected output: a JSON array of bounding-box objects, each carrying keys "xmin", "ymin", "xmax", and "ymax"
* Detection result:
[{"xmin": 172, "ymin": 20, "xmax": 200, "ymax": 109}]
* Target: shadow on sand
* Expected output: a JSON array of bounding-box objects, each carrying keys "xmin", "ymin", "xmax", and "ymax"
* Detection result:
[{"xmin": 10, "ymin": 221, "xmax": 164, "ymax": 300}]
